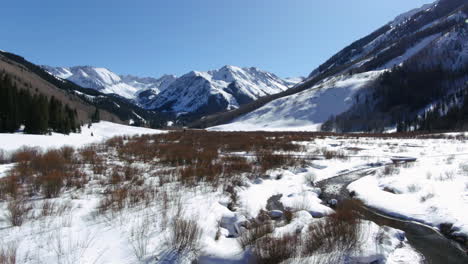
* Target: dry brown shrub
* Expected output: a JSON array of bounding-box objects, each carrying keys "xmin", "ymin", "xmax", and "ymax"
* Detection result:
[
  {"xmin": 0, "ymin": 149, "xmax": 8, "ymax": 164},
  {"xmin": 168, "ymin": 218, "xmax": 203, "ymax": 253},
  {"xmin": 96, "ymin": 186, "xmax": 139, "ymax": 214},
  {"xmin": 105, "ymin": 136, "xmax": 124, "ymax": 148},
  {"xmin": 65, "ymin": 169, "xmax": 88, "ymax": 189},
  {"xmin": 222, "ymin": 156, "xmax": 251, "ymax": 176},
  {"xmin": 0, "ymin": 175, "xmax": 20, "ymax": 200},
  {"xmin": 178, "ymin": 163, "xmax": 224, "ymax": 186},
  {"xmin": 10, "ymin": 147, "xmax": 40, "ymax": 184},
  {"xmin": 59, "ymin": 146, "xmax": 75, "ymax": 163},
  {"xmin": 380, "ymin": 165, "xmax": 399, "ymax": 177},
  {"xmin": 303, "ymin": 199, "xmax": 362, "ymax": 255},
  {"xmin": 39, "ymin": 170, "xmax": 65, "ymax": 198},
  {"xmin": 11, "ymin": 147, "xmax": 40, "ymax": 163},
  {"xmin": 322, "ymin": 149, "xmax": 346, "ymax": 160},
  {"xmin": 238, "ymin": 222, "xmax": 274, "ymax": 250},
  {"xmin": 0, "ymin": 242, "xmax": 18, "ymax": 264},
  {"xmin": 38, "ymin": 200, "xmax": 72, "ymax": 218},
  {"xmin": 124, "ymin": 165, "xmax": 142, "ymax": 182},
  {"xmin": 5, "ymin": 199, "xmax": 33, "ymax": 226},
  {"xmin": 4, "ymin": 148, "xmax": 80, "ymax": 198},
  {"xmin": 253, "ymin": 233, "xmax": 300, "ymax": 264},
  {"xmin": 30, "ymin": 150, "xmax": 67, "ymax": 175},
  {"xmin": 256, "ymin": 151, "xmax": 299, "ymax": 172},
  {"xmin": 109, "ymin": 168, "xmax": 123, "ymax": 185},
  {"xmin": 79, "ymin": 146, "xmax": 99, "ymax": 164}
]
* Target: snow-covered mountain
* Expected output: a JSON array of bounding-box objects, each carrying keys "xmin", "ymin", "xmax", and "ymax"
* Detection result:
[
  {"xmin": 208, "ymin": 0, "xmax": 468, "ymax": 131},
  {"xmin": 145, "ymin": 65, "xmax": 294, "ymax": 115},
  {"xmin": 41, "ymin": 65, "xmax": 177, "ymax": 100},
  {"xmin": 43, "ymin": 65, "xmax": 297, "ymax": 115}
]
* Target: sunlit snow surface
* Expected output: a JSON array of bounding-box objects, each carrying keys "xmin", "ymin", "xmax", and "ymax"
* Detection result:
[
  {"xmin": 3, "ymin": 130, "xmax": 465, "ymax": 263},
  {"xmin": 0, "ymin": 121, "xmax": 164, "ymax": 152},
  {"xmin": 210, "ymin": 71, "xmax": 383, "ymax": 132},
  {"xmin": 42, "ymin": 65, "xmax": 177, "ymax": 99}
]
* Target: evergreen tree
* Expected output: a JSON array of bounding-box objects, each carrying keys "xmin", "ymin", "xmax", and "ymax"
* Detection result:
[
  {"xmin": 48, "ymin": 96, "xmax": 62, "ymax": 132},
  {"xmin": 1, "ymin": 72, "xmax": 80, "ymax": 135},
  {"xmin": 91, "ymin": 107, "xmax": 100, "ymax": 123},
  {"xmin": 0, "ymin": 74, "xmax": 20, "ymax": 132}
]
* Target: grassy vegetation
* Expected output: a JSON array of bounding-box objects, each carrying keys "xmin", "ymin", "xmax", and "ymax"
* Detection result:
[
  {"xmin": 2, "ymin": 130, "xmax": 454, "ymax": 208},
  {"xmin": 1, "ymin": 130, "xmax": 457, "ymax": 262},
  {"xmin": 243, "ymin": 199, "xmax": 364, "ymax": 264},
  {"xmin": 0, "ymin": 130, "xmax": 321, "ymax": 233}
]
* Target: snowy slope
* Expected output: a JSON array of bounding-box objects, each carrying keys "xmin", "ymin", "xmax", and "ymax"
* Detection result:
[
  {"xmin": 390, "ymin": 1, "xmax": 440, "ymax": 27},
  {"xmin": 210, "ymin": 0, "xmax": 468, "ymax": 131},
  {"xmin": 146, "ymin": 65, "xmax": 296, "ymax": 114},
  {"xmin": 0, "ymin": 121, "xmax": 164, "ymax": 152},
  {"xmin": 42, "ymin": 65, "xmax": 177, "ymax": 100},
  {"xmin": 210, "ymin": 71, "xmax": 382, "ymax": 131},
  {"xmin": 311, "ymin": 0, "xmax": 465, "ymax": 78}
]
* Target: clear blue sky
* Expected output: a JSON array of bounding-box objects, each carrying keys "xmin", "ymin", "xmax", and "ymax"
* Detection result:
[{"xmin": 0, "ymin": 0, "xmax": 433, "ymax": 78}]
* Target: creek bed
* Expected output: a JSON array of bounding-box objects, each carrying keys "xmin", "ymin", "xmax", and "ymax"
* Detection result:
[{"xmin": 317, "ymin": 169, "xmax": 468, "ymax": 264}]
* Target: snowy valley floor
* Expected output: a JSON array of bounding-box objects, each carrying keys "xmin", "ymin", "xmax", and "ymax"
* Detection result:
[{"xmin": 0, "ymin": 127, "xmax": 467, "ymax": 263}]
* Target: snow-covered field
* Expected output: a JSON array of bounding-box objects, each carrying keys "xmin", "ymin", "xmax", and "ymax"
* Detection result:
[
  {"xmin": 0, "ymin": 121, "xmax": 164, "ymax": 152},
  {"xmin": 0, "ymin": 130, "xmax": 467, "ymax": 263},
  {"xmin": 348, "ymin": 138, "xmax": 468, "ymax": 240}
]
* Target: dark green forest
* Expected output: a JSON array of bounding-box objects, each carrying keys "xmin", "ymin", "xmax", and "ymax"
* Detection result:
[
  {"xmin": 397, "ymin": 89, "xmax": 468, "ymax": 132},
  {"xmin": 322, "ymin": 64, "xmax": 468, "ymax": 133},
  {"xmin": 0, "ymin": 72, "xmax": 81, "ymax": 135}
]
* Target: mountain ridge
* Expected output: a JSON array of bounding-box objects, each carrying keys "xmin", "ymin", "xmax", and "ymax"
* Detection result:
[
  {"xmin": 202, "ymin": 0, "xmax": 468, "ymax": 131},
  {"xmin": 43, "ymin": 64, "xmax": 299, "ymax": 116}
]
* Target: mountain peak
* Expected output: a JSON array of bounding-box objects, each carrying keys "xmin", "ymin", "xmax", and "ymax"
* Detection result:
[
  {"xmin": 220, "ymin": 65, "xmax": 236, "ymax": 70},
  {"xmin": 43, "ymin": 64, "xmax": 302, "ymax": 115},
  {"xmin": 390, "ymin": 0, "xmax": 440, "ymax": 27},
  {"xmin": 140, "ymin": 65, "xmax": 299, "ymax": 114}
]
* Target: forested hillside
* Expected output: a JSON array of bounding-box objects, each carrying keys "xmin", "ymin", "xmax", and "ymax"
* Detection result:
[
  {"xmin": 0, "ymin": 51, "xmax": 172, "ymax": 128},
  {"xmin": 323, "ymin": 17, "xmax": 468, "ymax": 133},
  {"xmin": 0, "ymin": 71, "xmax": 82, "ymax": 134}
]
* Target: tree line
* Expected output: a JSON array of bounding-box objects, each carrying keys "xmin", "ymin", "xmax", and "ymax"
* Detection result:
[{"xmin": 0, "ymin": 72, "xmax": 81, "ymax": 135}]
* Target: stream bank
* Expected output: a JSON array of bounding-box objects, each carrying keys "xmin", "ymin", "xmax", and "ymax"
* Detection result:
[{"xmin": 317, "ymin": 169, "xmax": 468, "ymax": 264}]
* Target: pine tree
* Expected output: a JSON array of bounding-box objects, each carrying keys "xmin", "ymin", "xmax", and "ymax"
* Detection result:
[
  {"xmin": 24, "ymin": 94, "xmax": 49, "ymax": 134},
  {"xmin": 91, "ymin": 107, "xmax": 100, "ymax": 123},
  {"xmin": 0, "ymin": 74, "xmax": 21, "ymax": 132},
  {"xmin": 48, "ymin": 96, "xmax": 62, "ymax": 132},
  {"xmin": 1, "ymin": 72, "xmax": 80, "ymax": 135}
]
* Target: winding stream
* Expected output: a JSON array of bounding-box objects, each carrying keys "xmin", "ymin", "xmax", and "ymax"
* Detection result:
[{"xmin": 317, "ymin": 167, "xmax": 468, "ymax": 264}]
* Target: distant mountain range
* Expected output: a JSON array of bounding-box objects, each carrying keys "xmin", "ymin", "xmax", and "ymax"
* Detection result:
[
  {"xmin": 41, "ymin": 65, "xmax": 177, "ymax": 100},
  {"xmin": 4, "ymin": 0, "xmax": 467, "ymax": 132},
  {"xmin": 42, "ymin": 65, "xmax": 301, "ymax": 116}
]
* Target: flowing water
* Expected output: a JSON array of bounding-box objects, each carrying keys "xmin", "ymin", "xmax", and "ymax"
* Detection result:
[{"xmin": 317, "ymin": 168, "xmax": 468, "ymax": 264}]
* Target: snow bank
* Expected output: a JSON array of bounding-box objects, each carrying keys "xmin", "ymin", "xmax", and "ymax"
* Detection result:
[
  {"xmin": 349, "ymin": 155, "xmax": 468, "ymax": 237},
  {"xmin": 275, "ymin": 217, "xmax": 421, "ymax": 264},
  {"xmin": 0, "ymin": 121, "xmax": 164, "ymax": 152},
  {"xmin": 0, "ymin": 164, "xmax": 15, "ymax": 179},
  {"xmin": 236, "ymin": 170, "xmax": 332, "ymax": 219}
]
